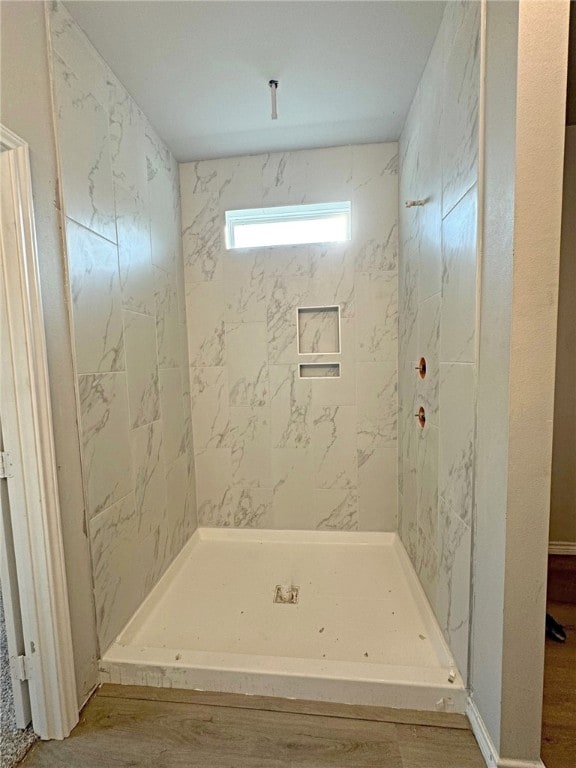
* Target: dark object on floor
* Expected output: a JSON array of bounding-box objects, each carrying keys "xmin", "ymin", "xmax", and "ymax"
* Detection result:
[
  {"xmin": 546, "ymin": 612, "xmax": 567, "ymax": 643},
  {"xmin": 547, "ymin": 555, "xmax": 576, "ymax": 604}
]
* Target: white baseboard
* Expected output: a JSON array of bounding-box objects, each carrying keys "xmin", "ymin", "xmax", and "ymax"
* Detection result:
[
  {"xmin": 548, "ymin": 541, "xmax": 576, "ymax": 556},
  {"xmin": 466, "ymin": 698, "xmax": 545, "ymax": 768}
]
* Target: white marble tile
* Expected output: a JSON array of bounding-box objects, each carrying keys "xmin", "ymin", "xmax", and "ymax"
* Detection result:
[
  {"xmin": 418, "ymin": 292, "xmax": 441, "ymax": 425},
  {"xmin": 308, "ymin": 245, "xmax": 355, "ymax": 317},
  {"xmin": 115, "ymin": 183, "xmax": 154, "ymax": 316},
  {"xmin": 398, "ymin": 235, "xmax": 419, "ymax": 365},
  {"xmin": 180, "ymin": 159, "xmax": 221, "ymax": 199},
  {"xmin": 159, "ymin": 368, "xmax": 186, "ymax": 464},
  {"xmin": 182, "ymin": 374, "xmax": 196, "ymax": 484},
  {"xmin": 353, "ymin": 145, "xmax": 399, "ymax": 274},
  {"xmin": 231, "ymin": 486, "xmax": 274, "ymax": 528},
  {"xmin": 441, "ymin": 0, "xmax": 480, "ymax": 217},
  {"xmin": 89, "ymin": 492, "xmax": 156, "ymax": 651},
  {"xmin": 398, "ymin": 363, "xmax": 418, "ymax": 496},
  {"xmin": 262, "ymin": 246, "xmax": 313, "ymax": 280},
  {"xmin": 196, "ymin": 448, "xmax": 234, "ymax": 526},
  {"xmin": 226, "ymin": 322, "xmax": 269, "ymax": 407},
  {"xmin": 230, "ymin": 407, "xmax": 271, "ymax": 488},
  {"xmin": 78, "ymin": 372, "xmax": 133, "ymax": 517},
  {"xmin": 440, "ymin": 186, "xmax": 477, "ymax": 363},
  {"xmin": 437, "ymin": 497, "xmax": 471, "ymax": 682},
  {"xmin": 148, "ymin": 160, "xmax": 178, "ymax": 274},
  {"xmin": 357, "ymin": 361, "xmax": 398, "ymax": 456},
  {"xmin": 266, "ymin": 275, "xmax": 311, "ymax": 364},
  {"xmin": 53, "ymin": 53, "xmax": 116, "ymax": 242},
  {"xmin": 186, "ymin": 281, "xmax": 226, "ymax": 367},
  {"xmin": 154, "ymin": 267, "xmax": 181, "ymax": 369},
  {"xmin": 261, "ymin": 150, "xmax": 313, "ymax": 207},
  {"xmin": 353, "ymin": 143, "xmax": 398, "ymax": 183},
  {"xmin": 271, "ymin": 448, "xmax": 315, "ymax": 529},
  {"xmin": 182, "ymin": 194, "xmax": 223, "ymax": 283},
  {"xmin": 400, "ymin": 485, "xmax": 417, "ymax": 564},
  {"xmin": 314, "ymin": 490, "xmax": 359, "ymax": 531},
  {"xmin": 217, "ymin": 154, "xmax": 265, "ymax": 211},
  {"xmin": 66, "ymin": 219, "xmax": 124, "ymax": 374},
  {"xmin": 416, "ymin": 532, "xmax": 439, "ymax": 611},
  {"xmin": 399, "ymin": 98, "xmax": 422, "ymax": 225},
  {"xmin": 438, "ymin": 363, "xmax": 475, "ymax": 525},
  {"xmin": 399, "ymin": 409, "xmax": 418, "ymax": 563},
  {"xmin": 312, "ymin": 405, "xmax": 357, "ymax": 490},
  {"xmin": 356, "ymin": 271, "xmax": 398, "ymax": 363},
  {"xmin": 414, "ymin": 29, "xmax": 443, "ymax": 304},
  {"xmin": 416, "ymin": 200, "xmax": 443, "ymax": 305},
  {"xmin": 358, "ymin": 441, "xmax": 398, "ymax": 532},
  {"xmin": 123, "ymin": 310, "xmax": 160, "ymax": 428},
  {"xmin": 190, "ymin": 366, "xmax": 230, "ymax": 451},
  {"xmin": 185, "ymin": 456, "xmax": 198, "ymax": 537},
  {"xmin": 223, "ymin": 251, "xmax": 267, "ymax": 323},
  {"xmin": 284, "ymin": 145, "xmax": 353, "ymax": 204},
  {"xmin": 417, "ymin": 423, "xmax": 439, "ymax": 545},
  {"xmin": 130, "ymin": 421, "xmax": 167, "ymax": 538},
  {"xmin": 144, "ymin": 122, "xmax": 175, "ymax": 183},
  {"xmin": 108, "ymin": 84, "xmax": 147, "ymax": 200},
  {"xmin": 49, "ymin": 2, "xmax": 110, "ymax": 111},
  {"xmin": 308, "ymin": 319, "xmax": 356, "ymax": 408},
  {"xmin": 165, "ymin": 455, "xmax": 189, "ymax": 560},
  {"xmin": 176, "ymin": 257, "xmax": 188, "ymax": 328},
  {"xmin": 270, "ymin": 365, "xmax": 313, "ymax": 449}
]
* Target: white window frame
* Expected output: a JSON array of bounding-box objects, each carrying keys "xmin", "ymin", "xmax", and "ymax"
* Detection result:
[{"xmin": 225, "ymin": 201, "xmax": 352, "ymax": 250}]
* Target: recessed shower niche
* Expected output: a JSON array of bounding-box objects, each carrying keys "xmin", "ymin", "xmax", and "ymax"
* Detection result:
[{"xmin": 297, "ymin": 305, "xmax": 341, "ymax": 355}]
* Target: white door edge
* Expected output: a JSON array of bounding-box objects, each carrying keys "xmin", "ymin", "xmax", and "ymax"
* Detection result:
[{"xmin": 0, "ymin": 123, "xmax": 78, "ymax": 739}]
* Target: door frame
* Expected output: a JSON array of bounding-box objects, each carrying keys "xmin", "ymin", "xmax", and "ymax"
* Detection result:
[{"xmin": 0, "ymin": 123, "xmax": 78, "ymax": 739}]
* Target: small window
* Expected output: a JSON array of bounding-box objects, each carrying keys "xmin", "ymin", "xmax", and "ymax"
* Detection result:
[{"xmin": 225, "ymin": 201, "xmax": 351, "ymax": 250}]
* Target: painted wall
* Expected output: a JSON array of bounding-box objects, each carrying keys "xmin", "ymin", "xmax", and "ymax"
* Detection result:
[
  {"xmin": 471, "ymin": 0, "xmax": 570, "ymax": 762},
  {"xmin": 0, "ymin": 0, "xmax": 99, "ymax": 704},
  {"xmin": 398, "ymin": 0, "xmax": 480, "ymax": 683},
  {"xmin": 566, "ymin": 5, "xmax": 575, "ymax": 126},
  {"xmin": 180, "ymin": 144, "xmax": 399, "ymax": 531},
  {"xmin": 549, "ymin": 131, "xmax": 576, "ymax": 542},
  {"xmin": 47, "ymin": 2, "xmax": 196, "ymax": 653}
]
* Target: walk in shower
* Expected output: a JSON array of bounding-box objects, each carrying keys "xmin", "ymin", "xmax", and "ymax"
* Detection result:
[{"xmin": 47, "ymin": 0, "xmax": 480, "ymax": 715}]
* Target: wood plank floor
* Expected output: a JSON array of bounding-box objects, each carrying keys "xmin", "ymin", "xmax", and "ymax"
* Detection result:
[
  {"xmin": 542, "ymin": 601, "xmax": 576, "ymax": 768},
  {"xmin": 20, "ymin": 686, "xmax": 486, "ymax": 768}
]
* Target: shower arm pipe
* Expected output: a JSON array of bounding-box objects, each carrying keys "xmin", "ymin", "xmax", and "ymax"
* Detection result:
[{"xmin": 269, "ymin": 80, "xmax": 279, "ymax": 120}]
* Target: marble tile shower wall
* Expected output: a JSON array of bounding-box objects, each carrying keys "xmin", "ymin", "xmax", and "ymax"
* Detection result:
[
  {"xmin": 398, "ymin": 0, "xmax": 480, "ymax": 683},
  {"xmin": 180, "ymin": 144, "xmax": 399, "ymax": 531},
  {"xmin": 48, "ymin": 3, "xmax": 196, "ymax": 653}
]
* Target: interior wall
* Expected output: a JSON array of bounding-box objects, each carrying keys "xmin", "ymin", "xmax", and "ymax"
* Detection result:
[
  {"xmin": 398, "ymin": 0, "xmax": 480, "ymax": 684},
  {"xmin": 471, "ymin": 0, "xmax": 570, "ymax": 761},
  {"xmin": 180, "ymin": 144, "xmax": 399, "ymax": 530},
  {"xmin": 0, "ymin": 0, "xmax": 99, "ymax": 704},
  {"xmin": 47, "ymin": 2, "xmax": 197, "ymax": 654},
  {"xmin": 549, "ymin": 9, "xmax": 576, "ymax": 545}
]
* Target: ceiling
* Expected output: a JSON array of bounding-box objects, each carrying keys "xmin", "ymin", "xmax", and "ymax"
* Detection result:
[{"xmin": 66, "ymin": 1, "xmax": 445, "ymax": 161}]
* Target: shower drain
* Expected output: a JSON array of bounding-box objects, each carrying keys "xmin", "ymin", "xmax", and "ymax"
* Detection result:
[{"xmin": 274, "ymin": 585, "xmax": 299, "ymax": 604}]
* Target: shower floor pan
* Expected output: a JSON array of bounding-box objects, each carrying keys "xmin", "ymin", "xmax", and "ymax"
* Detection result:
[{"xmin": 100, "ymin": 529, "xmax": 466, "ymax": 713}]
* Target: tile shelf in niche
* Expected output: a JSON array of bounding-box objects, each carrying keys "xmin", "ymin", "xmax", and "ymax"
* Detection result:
[
  {"xmin": 299, "ymin": 363, "xmax": 341, "ymax": 379},
  {"xmin": 297, "ymin": 305, "xmax": 341, "ymax": 355}
]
